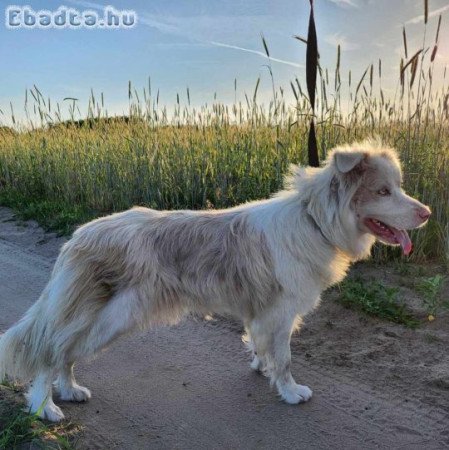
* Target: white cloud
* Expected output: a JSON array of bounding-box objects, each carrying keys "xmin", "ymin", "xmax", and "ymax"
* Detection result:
[
  {"xmin": 327, "ymin": 0, "xmax": 359, "ymax": 8},
  {"xmin": 325, "ymin": 33, "xmax": 360, "ymax": 51},
  {"xmin": 67, "ymin": 1, "xmax": 182, "ymax": 34},
  {"xmin": 138, "ymin": 14, "xmax": 181, "ymax": 35},
  {"xmin": 66, "ymin": 0, "xmax": 105, "ymax": 9},
  {"xmin": 67, "ymin": 1, "xmax": 302, "ymax": 70},
  {"xmin": 405, "ymin": 4, "xmax": 449, "ymax": 25},
  {"xmin": 67, "ymin": 0, "xmax": 303, "ymax": 69}
]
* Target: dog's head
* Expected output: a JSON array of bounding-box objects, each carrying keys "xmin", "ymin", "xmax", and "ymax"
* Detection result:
[{"xmin": 329, "ymin": 142, "xmax": 431, "ymax": 256}]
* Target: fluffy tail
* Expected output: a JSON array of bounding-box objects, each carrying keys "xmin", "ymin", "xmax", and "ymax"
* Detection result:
[
  {"xmin": 0, "ymin": 275, "xmax": 90, "ymax": 383},
  {"xmin": 0, "ymin": 271, "xmax": 117, "ymax": 384},
  {"xmin": 0, "ymin": 308, "xmax": 39, "ymax": 382},
  {"xmin": 0, "ymin": 232, "xmax": 129, "ymax": 383}
]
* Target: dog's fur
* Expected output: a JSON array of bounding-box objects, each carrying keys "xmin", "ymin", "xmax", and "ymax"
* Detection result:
[{"xmin": 0, "ymin": 141, "xmax": 431, "ymax": 421}]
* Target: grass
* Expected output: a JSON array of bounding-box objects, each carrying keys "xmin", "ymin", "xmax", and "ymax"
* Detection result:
[
  {"xmin": 0, "ymin": 85, "xmax": 447, "ymax": 262},
  {"xmin": 416, "ymin": 274, "xmax": 447, "ymax": 316},
  {"xmin": 0, "ymin": 384, "xmax": 79, "ymax": 449},
  {"xmin": 0, "ymin": 190, "xmax": 92, "ymax": 235},
  {"xmin": 338, "ymin": 277, "xmax": 420, "ymax": 328},
  {"xmin": 0, "ymin": 8, "xmax": 448, "ymax": 262}
]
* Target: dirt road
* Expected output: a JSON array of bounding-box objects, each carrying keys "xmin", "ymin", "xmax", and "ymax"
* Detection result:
[{"xmin": 0, "ymin": 207, "xmax": 448, "ymax": 449}]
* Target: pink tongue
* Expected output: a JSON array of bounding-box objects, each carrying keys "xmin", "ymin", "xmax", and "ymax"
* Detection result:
[{"xmin": 391, "ymin": 228, "xmax": 412, "ymax": 255}]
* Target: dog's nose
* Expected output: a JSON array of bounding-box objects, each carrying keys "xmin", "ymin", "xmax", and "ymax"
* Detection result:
[{"xmin": 417, "ymin": 206, "xmax": 431, "ymax": 221}]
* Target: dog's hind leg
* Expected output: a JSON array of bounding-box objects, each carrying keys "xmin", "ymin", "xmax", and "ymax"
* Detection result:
[
  {"xmin": 26, "ymin": 368, "xmax": 65, "ymax": 422},
  {"xmin": 56, "ymin": 363, "xmax": 91, "ymax": 402},
  {"xmin": 54, "ymin": 288, "xmax": 141, "ymax": 406},
  {"xmin": 243, "ymin": 331, "xmax": 264, "ymax": 372},
  {"xmin": 70, "ymin": 287, "xmax": 142, "ymax": 362},
  {"xmin": 250, "ymin": 304, "xmax": 312, "ymax": 405}
]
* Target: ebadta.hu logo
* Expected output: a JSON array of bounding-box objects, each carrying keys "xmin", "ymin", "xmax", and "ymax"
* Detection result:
[{"xmin": 5, "ymin": 5, "xmax": 137, "ymax": 29}]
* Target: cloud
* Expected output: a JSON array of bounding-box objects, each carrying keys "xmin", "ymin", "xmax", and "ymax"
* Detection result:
[
  {"xmin": 327, "ymin": 0, "xmax": 359, "ymax": 8},
  {"xmin": 325, "ymin": 33, "xmax": 360, "ymax": 51},
  {"xmin": 68, "ymin": 1, "xmax": 184, "ymax": 35},
  {"xmin": 66, "ymin": 0, "xmax": 106, "ymax": 9},
  {"xmin": 405, "ymin": 4, "xmax": 449, "ymax": 25},
  {"xmin": 210, "ymin": 41, "xmax": 303, "ymax": 68},
  {"xmin": 138, "ymin": 14, "xmax": 181, "ymax": 34},
  {"xmin": 67, "ymin": 0, "xmax": 177, "ymax": 34},
  {"xmin": 66, "ymin": 1, "xmax": 302, "ymax": 69}
]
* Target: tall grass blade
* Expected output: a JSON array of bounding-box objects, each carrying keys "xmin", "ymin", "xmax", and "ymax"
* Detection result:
[{"xmin": 261, "ymin": 33, "xmax": 270, "ymax": 58}]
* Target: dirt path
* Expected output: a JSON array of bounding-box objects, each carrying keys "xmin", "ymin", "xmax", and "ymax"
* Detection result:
[{"xmin": 0, "ymin": 207, "xmax": 448, "ymax": 449}]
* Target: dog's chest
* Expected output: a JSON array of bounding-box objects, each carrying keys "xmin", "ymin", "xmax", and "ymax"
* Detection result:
[
  {"xmin": 317, "ymin": 250, "xmax": 352, "ymax": 289},
  {"xmin": 277, "ymin": 247, "xmax": 351, "ymax": 297}
]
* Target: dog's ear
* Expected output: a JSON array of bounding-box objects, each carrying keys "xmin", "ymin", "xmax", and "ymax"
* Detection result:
[{"xmin": 333, "ymin": 150, "xmax": 367, "ymax": 174}]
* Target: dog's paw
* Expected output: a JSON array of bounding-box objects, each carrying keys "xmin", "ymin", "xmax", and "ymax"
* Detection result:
[
  {"xmin": 250, "ymin": 356, "xmax": 263, "ymax": 372},
  {"xmin": 44, "ymin": 402, "xmax": 66, "ymax": 422},
  {"xmin": 59, "ymin": 384, "xmax": 91, "ymax": 402},
  {"xmin": 277, "ymin": 381, "xmax": 313, "ymax": 404},
  {"xmin": 28, "ymin": 400, "xmax": 65, "ymax": 422}
]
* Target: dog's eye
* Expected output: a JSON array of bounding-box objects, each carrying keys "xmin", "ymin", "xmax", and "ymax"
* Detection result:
[{"xmin": 377, "ymin": 188, "xmax": 390, "ymax": 196}]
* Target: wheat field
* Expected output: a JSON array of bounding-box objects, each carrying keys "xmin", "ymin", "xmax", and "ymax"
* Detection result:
[{"xmin": 0, "ymin": 20, "xmax": 448, "ymax": 263}]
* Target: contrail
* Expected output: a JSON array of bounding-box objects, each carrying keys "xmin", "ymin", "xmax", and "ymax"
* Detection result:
[
  {"xmin": 210, "ymin": 41, "xmax": 303, "ymax": 69},
  {"xmin": 67, "ymin": 1, "xmax": 303, "ymax": 69},
  {"xmin": 406, "ymin": 4, "xmax": 449, "ymax": 25}
]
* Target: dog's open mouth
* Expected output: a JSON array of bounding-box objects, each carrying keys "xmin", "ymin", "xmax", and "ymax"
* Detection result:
[{"xmin": 364, "ymin": 218, "xmax": 412, "ymax": 256}]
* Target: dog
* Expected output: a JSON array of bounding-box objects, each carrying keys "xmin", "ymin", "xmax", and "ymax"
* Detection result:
[{"xmin": 0, "ymin": 140, "xmax": 431, "ymax": 422}]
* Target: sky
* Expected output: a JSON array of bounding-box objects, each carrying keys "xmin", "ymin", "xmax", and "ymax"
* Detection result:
[{"xmin": 1, "ymin": 0, "xmax": 449, "ymax": 125}]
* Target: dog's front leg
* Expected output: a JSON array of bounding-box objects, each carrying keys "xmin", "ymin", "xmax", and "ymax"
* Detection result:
[{"xmin": 250, "ymin": 304, "xmax": 312, "ymax": 404}]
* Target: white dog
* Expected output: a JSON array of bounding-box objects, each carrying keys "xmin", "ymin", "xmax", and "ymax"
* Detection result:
[{"xmin": 0, "ymin": 141, "xmax": 431, "ymax": 421}]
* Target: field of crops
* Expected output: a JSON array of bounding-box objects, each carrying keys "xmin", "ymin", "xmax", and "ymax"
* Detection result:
[{"xmin": 0, "ymin": 23, "xmax": 448, "ymax": 263}]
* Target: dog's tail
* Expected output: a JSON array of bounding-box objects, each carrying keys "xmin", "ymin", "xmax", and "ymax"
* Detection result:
[
  {"xmin": 0, "ymin": 294, "xmax": 52, "ymax": 383},
  {"xmin": 0, "ymin": 256, "xmax": 119, "ymax": 384},
  {"xmin": 1, "ymin": 245, "xmax": 65, "ymax": 384},
  {"xmin": 0, "ymin": 290, "xmax": 57, "ymax": 382},
  {"xmin": 0, "ymin": 227, "xmax": 133, "ymax": 383}
]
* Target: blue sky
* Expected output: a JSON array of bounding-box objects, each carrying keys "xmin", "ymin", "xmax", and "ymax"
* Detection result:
[{"xmin": 1, "ymin": 0, "xmax": 449, "ymax": 124}]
